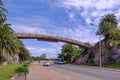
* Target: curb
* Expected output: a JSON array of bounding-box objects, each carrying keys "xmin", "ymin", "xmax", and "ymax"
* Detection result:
[{"xmin": 67, "ymin": 64, "xmax": 120, "ymax": 72}]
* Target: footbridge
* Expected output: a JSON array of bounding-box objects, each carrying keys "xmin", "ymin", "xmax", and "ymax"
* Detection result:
[{"xmin": 16, "ymin": 33, "xmax": 91, "ymax": 49}]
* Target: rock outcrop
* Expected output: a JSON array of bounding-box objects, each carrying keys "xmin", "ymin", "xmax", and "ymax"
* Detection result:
[
  {"xmin": 75, "ymin": 41, "xmax": 120, "ymax": 65},
  {"xmin": 1, "ymin": 53, "xmax": 19, "ymax": 64}
]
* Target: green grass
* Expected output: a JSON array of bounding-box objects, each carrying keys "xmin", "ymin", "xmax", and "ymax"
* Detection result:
[
  {"xmin": 103, "ymin": 63, "xmax": 120, "ymax": 69},
  {"xmin": 86, "ymin": 62, "xmax": 98, "ymax": 67},
  {"xmin": 0, "ymin": 64, "xmax": 21, "ymax": 80},
  {"xmin": 87, "ymin": 62, "xmax": 120, "ymax": 69}
]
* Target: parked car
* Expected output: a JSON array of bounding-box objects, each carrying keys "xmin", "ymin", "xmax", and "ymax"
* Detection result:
[{"xmin": 43, "ymin": 62, "xmax": 50, "ymax": 66}]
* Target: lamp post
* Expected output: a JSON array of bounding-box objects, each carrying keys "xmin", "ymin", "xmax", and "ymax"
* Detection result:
[
  {"xmin": 90, "ymin": 23, "xmax": 102, "ymax": 69},
  {"xmin": 99, "ymin": 34, "xmax": 102, "ymax": 69}
]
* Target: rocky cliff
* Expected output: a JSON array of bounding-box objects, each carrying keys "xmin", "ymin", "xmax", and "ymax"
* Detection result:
[
  {"xmin": 0, "ymin": 52, "xmax": 19, "ymax": 64},
  {"xmin": 75, "ymin": 41, "xmax": 120, "ymax": 65}
]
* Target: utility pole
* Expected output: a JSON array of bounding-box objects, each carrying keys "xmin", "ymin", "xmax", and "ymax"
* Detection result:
[
  {"xmin": 90, "ymin": 23, "xmax": 102, "ymax": 69},
  {"xmin": 99, "ymin": 34, "xmax": 102, "ymax": 69}
]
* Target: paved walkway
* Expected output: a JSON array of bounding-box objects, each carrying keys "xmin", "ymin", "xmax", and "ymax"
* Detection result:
[{"xmin": 27, "ymin": 62, "xmax": 74, "ymax": 80}]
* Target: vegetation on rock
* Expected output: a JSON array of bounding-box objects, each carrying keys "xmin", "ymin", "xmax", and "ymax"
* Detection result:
[{"xmin": 98, "ymin": 13, "xmax": 120, "ymax": 45}]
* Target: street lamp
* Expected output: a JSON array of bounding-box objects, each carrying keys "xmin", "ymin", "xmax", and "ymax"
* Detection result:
[
  {"xmin": 90, "ymin": 23, "xmax": 102, "ymax": 69},
  {"xmin": 99, "ymin": 34, "xmax": 102, "ymax": 69}
]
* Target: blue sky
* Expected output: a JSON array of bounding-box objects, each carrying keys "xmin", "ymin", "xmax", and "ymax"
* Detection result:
[{"xmin": 3, "ymin": 0, "xmax": 120, "ymax": 58}]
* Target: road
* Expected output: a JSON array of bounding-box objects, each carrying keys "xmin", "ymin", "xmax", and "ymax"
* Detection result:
[
  {"xmin": 51, "ymin": 64, "xmax": 120, "ymax": 80},
  {"xmin": 27, "ymin": 62, "xmax": 120, "ymax": 80}
]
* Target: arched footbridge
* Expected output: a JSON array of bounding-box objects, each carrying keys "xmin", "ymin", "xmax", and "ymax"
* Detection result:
[{"xmin": 16, "ymin": 34, "xmax": 91, "ymax": 49}]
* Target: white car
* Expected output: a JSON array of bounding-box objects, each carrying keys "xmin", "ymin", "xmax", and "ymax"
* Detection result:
[{"xmin": 43, "ymin": 62, "xmax": 50, "ymax": 66}]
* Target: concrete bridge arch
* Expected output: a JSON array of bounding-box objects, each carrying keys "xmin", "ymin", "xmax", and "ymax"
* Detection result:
[{"xmin": 16, "ymin": 33, "xmax": 91, "ymax": 49}]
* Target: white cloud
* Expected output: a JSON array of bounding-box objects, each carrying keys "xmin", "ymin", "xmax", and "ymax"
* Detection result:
[
  {"xmin": 53, "ymin": 0, "xmax": 120, "ymax": 25},
  {"xmin": 48, "ymin": 25, "xmax": 99, "ymax": 43},
  {"xmin": 69, "ymin": 12, "xmax": 75, "ymax": 21},
  {"xmin": 12, "ymin": 24, "xmax": 46, "ymax": 34},
  {"xmin": 86, "ymin": 17, "xmax": 91, "ymax": 24},
  {"xmin": 26, "ymin": 42, "xmax": 63, "ymax": 58},
  {"xmin": 116, "ymin": 9, "xmax": 120, "ymax": 20},
  {"xmin": 62, "ymin": 0, "xmax": 120, "ymax": 10},
  {"xmin": 91, "ymin": 11, "xmax": 98, "ymax": 17}
]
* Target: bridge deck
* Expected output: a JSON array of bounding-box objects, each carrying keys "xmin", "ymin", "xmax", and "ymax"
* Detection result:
[{"xmin": 16, "ymin": 34, "xmax": 91, "ymax": 49}]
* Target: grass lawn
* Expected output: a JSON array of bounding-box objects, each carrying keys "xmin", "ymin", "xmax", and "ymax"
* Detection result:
[
  {"xmin": 87, "ymin": 63, "xmax": 120, "ymax": 69},
  {"xmin": 0, "ymin": 64, "xmax": 21, "ymax": 80},
  {"xmin": 103, "ymin": 63, "xmax": 120, "ymax": 69}
]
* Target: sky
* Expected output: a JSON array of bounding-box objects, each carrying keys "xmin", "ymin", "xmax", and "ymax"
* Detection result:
[{"xmin": 3, "ymin": 0, "xmax": 120, "ymax": 58}]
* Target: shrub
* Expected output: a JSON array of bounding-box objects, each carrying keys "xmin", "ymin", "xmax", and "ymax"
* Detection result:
[
  {"xmin": 22, "ymin": 64, "xmax": 29, "ymax": 68},
  {"xmin": 22, "ymin": 61, "xmax": 30, "ymax": 67},
  {"xmin": 15, "ymin": 66, "xmax": 29, "ymax": 74}
]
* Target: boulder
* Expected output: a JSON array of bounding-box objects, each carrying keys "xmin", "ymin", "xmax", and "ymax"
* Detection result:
[
  {"xmin": 116, "ymin": 58, "xmax": 120, "ymax": 63},
  {"xmin": 75, "ymin": 49, "xmax": 90, "ymax": 64},
  {"xmin": 2, "ymin": 61, "xmax": 7, "ymax": 66}
]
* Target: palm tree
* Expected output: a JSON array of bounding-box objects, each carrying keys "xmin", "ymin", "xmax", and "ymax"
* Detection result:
[
  {"xmin": 0, "ymin": 0, "xmax": 8, "ymax": 29},
  {"xmin": 0, "ymin": 0, "xmax": 30, "ymax": 63},
  {"xmin": 0, "ymin": 24, "xmax": 31, "ymax": 63},
  {"xmin": 98, "ymin": 13, "xmax": 118, "ymax": 40},
  {"xmin": 0, "ymin": 24, "xmax": 18, "ymax": 63}
]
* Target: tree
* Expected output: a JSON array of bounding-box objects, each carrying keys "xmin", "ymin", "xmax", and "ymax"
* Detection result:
[
  {"xmin": 57, "ymin": 53, "xmax": 64, "ymax": 59},
  {"xmin": 0, "ymin": 0, "xmax": 8, "ymax": 29},
  {"xmin": 61, "ymin": 43, "xmax": 78, "ymax": 63},
  {"xmin": 98, "ymin": 13, "xmax": 120, "ymax": 45},
  {"xmin": 58, "ymin": 44, "xmax": 85, "ymax": 63},
  {"xmin": 72, "ymin": 47, "xmax": 85, "ymax": 63},
  {"xmin": 108, "ymin": 29, "xmax": 120, "ymax": 45},
  {"xmin": 98, "ymin": 13, "xmax": 118, "ymax": 40},
  {"xmin": 0, "ymin": 24, "xmax": 31, "ymax": 63},
  {"xmin": 32, "ymin": 56, "xmax": 40, "ymax": 61},
  {"xmin": 18, "ymin": 40, "xmax": 31, "ymax": 63},
  {"xmin": 0, "ymin": 0, "xmax": 31, "ymax": 64},
  {"xmin": 0, "ymin": 24, "xmax": 18, "ymax": 62},
  {"xmin": 40, "ymin": 54, "xmax": 46, "ymax": 60}
]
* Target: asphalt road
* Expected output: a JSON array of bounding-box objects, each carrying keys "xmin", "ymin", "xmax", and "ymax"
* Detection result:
[{"xmin": 50, "ymin": 64, "xmax": 120, "ymax": 80}]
